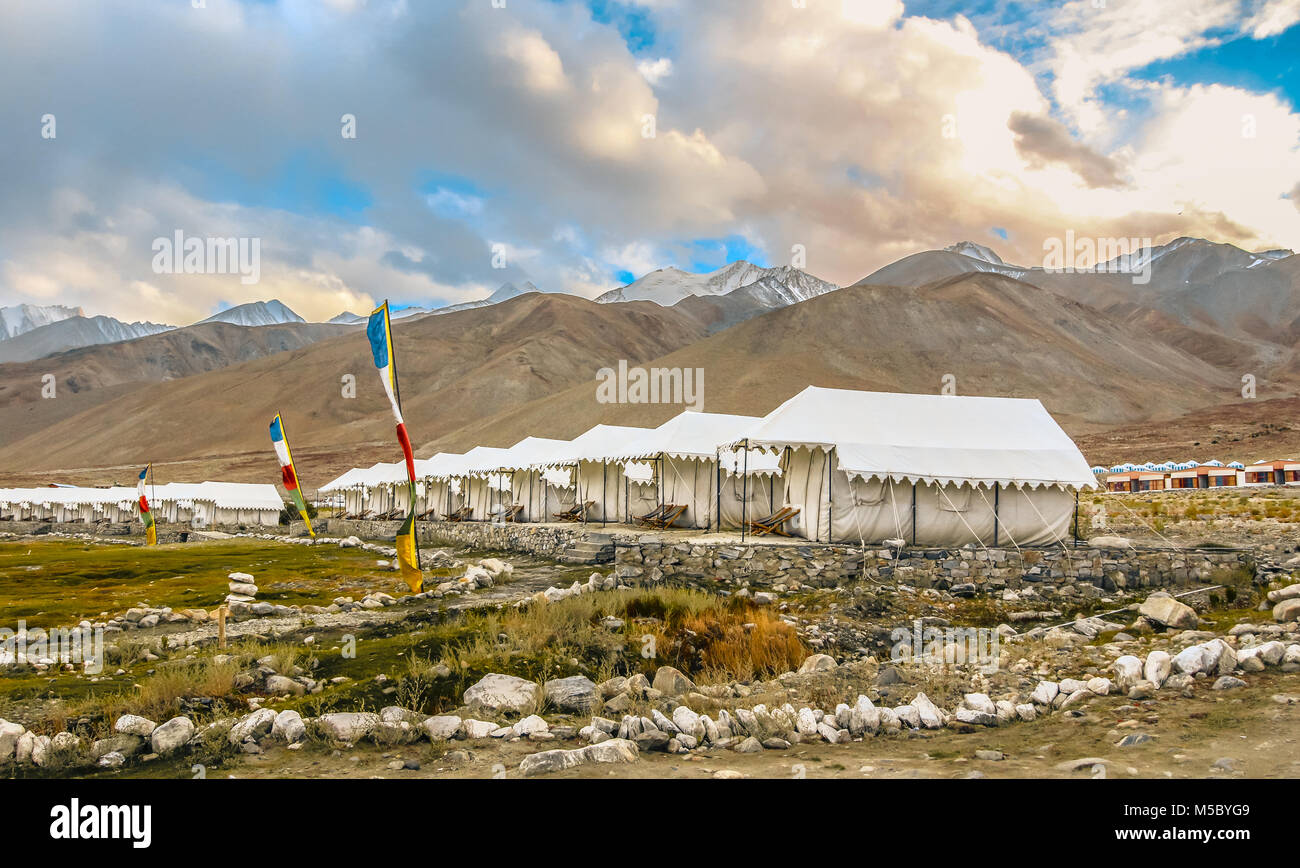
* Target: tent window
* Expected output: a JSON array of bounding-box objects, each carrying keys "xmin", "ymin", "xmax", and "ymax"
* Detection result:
[
  {"xmin": 849, "ymin": 477, "xmax": 886, "ymax": 506},
  {"xmin": 936, "ymin": 485, "xmax": 971, "ymax": 512}
]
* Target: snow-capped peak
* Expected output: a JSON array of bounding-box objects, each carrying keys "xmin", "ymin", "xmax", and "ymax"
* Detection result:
[
  {"xmin": 945, "ymin": 241, "xmax": 1005, "ymax": 266},
  {"xmin": 198, "ymin": 299, "xmax": 305, "ymax": 327},
  {"xmin": 485, "ymin": 280, "xmax": 542, "ymax": 304},
  {"xmin": 0, "ymin": 303, "xmax": 84, "ymax": 340},
  {"xmin": 593, "ymin": 260, "xmax": 842, "ymax": 307}
]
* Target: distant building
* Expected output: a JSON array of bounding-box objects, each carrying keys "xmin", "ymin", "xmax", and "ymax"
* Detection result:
[{"xmin": 1243, "ymin": 459, "xmax": 1300, "ymax": 486}]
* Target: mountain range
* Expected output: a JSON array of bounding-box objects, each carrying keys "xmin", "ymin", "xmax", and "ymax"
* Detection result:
[
  {"xmin": 0, "ymin": 263, "xmax": 834, "ymax": 363},
  {"xmin": 2, "ymin": 236, "xmax": 1298, "ymax": 486}
]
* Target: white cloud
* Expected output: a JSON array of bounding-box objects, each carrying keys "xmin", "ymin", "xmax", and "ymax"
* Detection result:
[
  {"xmin": 1246, "ymin": 0, "xmax": 1300, "ymax": 37},
  {"xmin": 636, "ymin": 56, "xmax": 673, "ymax": 85}
]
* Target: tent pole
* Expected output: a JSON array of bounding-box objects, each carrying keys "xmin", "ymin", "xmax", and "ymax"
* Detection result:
[
  {"xmin": 1073, "ymin": 490, "xmax": 1080, "ymax": 546},
  {"xmin": 714, "ymin": 448, "xmax": 721, "ymax": 534},
  {"xmin": 826, "ymin": 446, "xmax": 834, "ymax": 544},
  {"xmin": 741, "ymin": 439, "xmax": 749, "ymax": 543},
  {"xmin": 993, "ymin": 483, "xmax": 999, "ymax": 547},
  {"xmin": 602, "ymin": 460, "xmax": 607, "ymax": 528},
  {"xmin": 911, "ymin": 482, "xmax": 917, "ymax": 546}
]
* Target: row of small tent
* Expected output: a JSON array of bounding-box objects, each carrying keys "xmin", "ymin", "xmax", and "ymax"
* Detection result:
[
  {"xmin": 319, "ymin": 386, "xmax": 1099, "ymax": 547},
  {"xmin": 0, "ymin": 482, "xmax": 284, "ymax": 527},
  {"xmin": 1091, "ymin": 460, "xmax": 1245, "ymax": 474}
]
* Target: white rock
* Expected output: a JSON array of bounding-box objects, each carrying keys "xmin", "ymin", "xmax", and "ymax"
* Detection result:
[
  {"xmin": 1060, "ymin": 678, "xmax": 1088, "ymax": 695},
  {"xmin": 271, "ymin": 709, "xmax": 307, "ymax": 744},
  {"xmin": 1030, "ymin": 681, "xmax": 1059, "ymax": 705},
  {"xmin": 462, "ymin": 719, "xmax": 498, "ymax": 739},
  {"xmin": 849, "ymin": 695, "xmax": 880, "ymax": 735},
  {"xmin": 150, "ymin": 716, "xmax": 196, "ymax": 755},
  {"xmin": 1139, "ymin": 593, "xmax": 1199, "ymax": 629},
  {"xmin": 513, "ymin": 715, "xmax": 549, "ymax": 737},
  {"xmin": 1112, "ymin": 656, "xmax": 1143, "ymax": 689},
  {"xmin": 0, "ymin": 720, "xmax": 27, "ymax": 760},
  {"xmin": 1257, "ymin": 640, "xmax": 1287, "ymax": 666},
  {"xmin": 963, "ymin": 693, "xmax": 996, "ymax": 715},
  {"xmin": 954, "ymin": 707, "xmax": 998, "ymax": 726},
  {"xmin": 114, "ymin": 714, "xmax": 157, "ymax": 737},
  {"xmin": 798, "ymin": 653, "xmax": 837, "ymax": 674},
  {"xmin": 1144, "ymin": 650, "xmax": 1172, "ymax": 687},
  {"xmin": 1172, "ymin": 645, "xmax": 1207, "ymax": 675},
  {"xmin": 421, "ymin": 715, "xmax": 463, "ymax": 741},
  {"xmin": 518, "ymin": 737, "xmax": 639, "ymax": 776},
  {"xmin": 1274, "ymin": 598, "xmax": 1300, "ymax": 623},
  {"xmin": 672, "ymin": 706, "xmax": 705, "ymax": 741},
  {"xmin": 795, "ymin": 707, "xmax": 819, "ymax": 736},
  {"xmin": 911, "ymin": 693, "xmax": 944, "ymax": 729},
  {"xmin": 464, "ymin": 673, "xmax": 540, "ymax": 713},
  {"xmin": 1086, "ymin": 677, "xmax": 1112, "ymax": 696},
  {"xmin": 315, "ymin": 711, "xmax": 379, "ymax": 743},
  {"xmin": 1199, "ymin": 639, "xmax": 1237, "ymax": 676}
]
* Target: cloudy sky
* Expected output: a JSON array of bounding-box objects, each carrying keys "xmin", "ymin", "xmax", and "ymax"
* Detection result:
[{"xmin": 1, "ymin": 0, "xmax": 1299, "ymax": 324}]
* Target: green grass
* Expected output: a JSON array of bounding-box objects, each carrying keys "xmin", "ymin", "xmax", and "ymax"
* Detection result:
[{"xmin": 0, "ymin": 539, "xmax": 451, "ymax": 629}]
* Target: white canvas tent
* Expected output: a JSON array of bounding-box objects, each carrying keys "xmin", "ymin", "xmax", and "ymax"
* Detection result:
[
  {"xmin": 420, "ymin": 453, "xmax": 466, "ymax": 518},
  {"xmin": 612, "ymin": 411, "xmax": 783, "ymax": 529},
  {"xmin": 538, "ymin": 424, "xmax": 653, "ymax": 523},
  {"xmin": 731, "ymin": 387, "xmax": 1097, "ymax": 546},
  {"xmin": 0, "ymin": 482, "xmax": 283, "ymax": 528},
  {"xmin": 453, "ymin": 446, "xmax": 515, "ymax": 520},
  {"xmin": 473, "ymin": 437, "xmax": 571, "ymax": 521}
]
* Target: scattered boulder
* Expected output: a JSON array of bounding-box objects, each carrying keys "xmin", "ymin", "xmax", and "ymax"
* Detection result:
[
  {"xmin": 651, "ymin": 666, "xmax": 695, "ymax": 696},
  {"xmin": 464, "ymin": 674, "xmax": 540, "ymax": 713},
  {"xmin": 421, "ymin": 715, "xmax": 463, "ymax": 741},
  {"xmin": 544, "ymin": 675, "xmax": 598, "ymax": 713},
  {"xmin": 150, "ymin": 717, "xmax": 195, "ymax": 755},
  {"xmin": 229, "ymin": 708, "xmax": 277, "ymax": 745},
  {"xmin": 518, "ymin": 737, "xmax": 638, "ymax": 777},
  {"xmin": 0, "ymin": 720, "xmax": 26, "ymax": 760},
  {"xmin": 316, "ymin": 712, "xmax": 379, "ymax": 743},
  {"xmin": 1112, "ymin": 656, "xmax": 1143, "ymax": 690},
  {"xmin": 1144, "ymin": 651, "xmax": 1172, "ymax": 687},
  {"xmin": 1139, "ymin": 593, "xmax": 1199, "ymax": 630},
  {"xmin": 1031, "ymin": 681, "xmax": 1059, "ymax": 706},
  {"xmin": 1274, "ymin": 598, "xmax": 1300, "ymax": 623},
  {"xmin": 798, "ymin": 653, "xmax": 838, "ymax": 674},
  {"xmin": 114, "ymin": 714, "xmax": 157, "ymax": 738},
  {"xmin": 271, "ymin": 710, "xmax": 307, "ymax": 744}
]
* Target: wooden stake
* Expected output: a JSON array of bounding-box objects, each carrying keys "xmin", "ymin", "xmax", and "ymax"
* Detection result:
[{"xmin": 217, "ymin": 606, "xmax": 228, "ymax": 649}]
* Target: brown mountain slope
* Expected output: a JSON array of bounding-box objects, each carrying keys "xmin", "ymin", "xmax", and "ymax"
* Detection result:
[
  {"xmin": 0, "ymin": 321, "xmax": 354, "ymax": 452},
  {"xmin": 420, "ymin": 273, "xmax": 1242, "ymax": 455},
  {"xmin": 0, "ymin": 293, "xmax": 704, "ymax": 484}
]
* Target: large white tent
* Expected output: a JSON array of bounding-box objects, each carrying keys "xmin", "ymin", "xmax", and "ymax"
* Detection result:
[
  {"xmin": 537, "ymin": 424, "xmax": 654, "ymax": 523},
  {"xmin": 611, "ymin": 411, "xmax": 783, "ymax": 529},
  {"xmin": 419, "ymin": 452, "xmax": 466, "ymax": 518},
  {"xmin": 731, "ymin": 387, "xmax": 1097, "ymax": 545},
  {"xmin": 474, "ymin": 437, "xmax": 571, "ymax": 521},
  {"xmin": 451, "ymin": 446, "xmax": 515, "ymax": 520}
]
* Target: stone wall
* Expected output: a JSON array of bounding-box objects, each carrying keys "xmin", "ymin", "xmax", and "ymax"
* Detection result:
[
  {"xmin": 324, "ymin": 518, "xmax": 1257, "ymax": 594},
  {"xmin": 0, "ymin": 520, "xmax": 285, "ymax": 542},
  {"xmin": 325, "ymin": 518, "xmax": 593, "ymax": 558},
  {"xmin": 615, "ymin": 540, "xmax": 1257, "ymax": 592}
]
